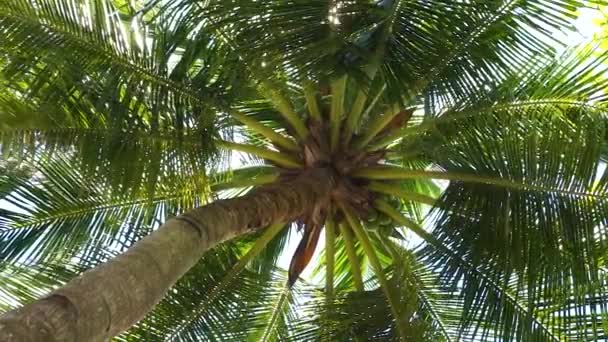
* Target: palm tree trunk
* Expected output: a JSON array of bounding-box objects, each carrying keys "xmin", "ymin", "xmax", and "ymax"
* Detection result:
[{"xmin": 0, "ymin": 168, "xmax": 333, "ymax": 342}]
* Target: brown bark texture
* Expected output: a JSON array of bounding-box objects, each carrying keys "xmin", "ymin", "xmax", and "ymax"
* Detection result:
[{"xmin": 0, "ymin": 168, "xmax": 333, "ymax": 341}]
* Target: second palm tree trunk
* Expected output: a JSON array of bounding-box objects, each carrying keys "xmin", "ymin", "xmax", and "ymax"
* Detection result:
[{"xmin": 0, "ymin": 168, "xmax": 333, "ymax": 342}]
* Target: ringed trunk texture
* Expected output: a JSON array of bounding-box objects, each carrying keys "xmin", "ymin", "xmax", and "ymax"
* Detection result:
[{"xmin": 0, "ymin": 168, "xmax": 333, "ymax": 341}]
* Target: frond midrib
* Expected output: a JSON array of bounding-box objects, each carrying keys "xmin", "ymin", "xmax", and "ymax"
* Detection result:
[
  {"xmin": 369, "ymin": 97, "xmax": 608, "ymax": 151},
  {"xmin": 259, "ymin": 284, "xmax": 290, "ymax": 342},
  {"xmin": 6, "ymin": 187, "xmax": 204, "ymax": 230},
  {"xmin": 356, "ymin": 167, "xmax": 608, "ymax": 200},
  {"xmin": 414, "ymin": 276, "xmax": 452, "ymax": 342}
]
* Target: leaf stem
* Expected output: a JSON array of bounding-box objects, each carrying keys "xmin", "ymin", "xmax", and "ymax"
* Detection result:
[
  {"xmin": 325, "ymin": 219, "xmax": 335, "ymax": 299},
  {"xmin": 230, "ymin": 110, "xmax": 299, "ymax": 151},
  {"xmin": 261, "ymin": 82, "xmax": 310, "ymax": 140},
  {"xmin": 324, "ymin": 218, "xmax": 336, "ymax": 342},
  {"xmin": 339, "ymin": 222, "xmax": 364, "ymax": 292},
  {"xmin": 368, "ymin": 181, "xmax": 436, "ymax": 205},
  {"xmin": 218, "ymin": 140, "xmax": 302, "ymax": 168},
  {"xmin": 342, "ymin": 65, "xmax": 382, "ymax": 145},
  {"xmin": 356, "ymin": 166, "xmax": 608, "ymax": 199},
  {"xmin": 342, "ymin": 0, "xmax": 404, "ymax": 144},
  {"xmin": 330, "ymin": 76, "xmax": 347, "ymax": 152},
  {"xmin": 303, "ymin": 81, "xmax": 322, "ymax": 121},
  {"xmin": 353, "ymin": 105, "xmax": 401, "ymax": 149},
  {"xmin": 340, "ymin": 204, "xmax": 409, "ymax": 341},
  {"xmin": 343, "ymin": 84, "xmax": 386, "ymax": 145},
  {"xmin": 260, "ymin": 283, "xmax": 290, "ymax": 342}
]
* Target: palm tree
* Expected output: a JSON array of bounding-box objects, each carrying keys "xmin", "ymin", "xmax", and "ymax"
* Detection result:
[{"xmin": 1, "ymin": 0, "xmax": 608, "ymax": 340}]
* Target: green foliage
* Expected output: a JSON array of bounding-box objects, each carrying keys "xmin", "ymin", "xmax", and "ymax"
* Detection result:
[
  {"xmin": 416, "ymin": 109, "xmax": 608, "ymax": 340},
  {"xmin": 2, "ymin": 0, "xmax": 608, "ymax": 341},
  {"xmin": 0, "ymin": 0, "xmax": 241, "ymax": 194},
  {"xmin": 0, "ymin": 157, "xmax": 209, "ymax": 267}
]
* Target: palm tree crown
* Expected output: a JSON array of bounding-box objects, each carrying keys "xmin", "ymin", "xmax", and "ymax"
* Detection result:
[{"xmin": 1, "ymin": 0, "xmax": 608, "ymax": 340}]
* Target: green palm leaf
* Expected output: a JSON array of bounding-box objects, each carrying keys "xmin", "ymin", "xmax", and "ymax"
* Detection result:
[
  {"xmin": 2, "ymin": 0, "xmax": 608, "ymax": 340},
  {"xmin": 0, "ymin": 157, "xmax": 209, "ymax": 266}
]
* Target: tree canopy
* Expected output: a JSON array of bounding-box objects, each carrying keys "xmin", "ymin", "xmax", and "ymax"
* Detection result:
[{"xmin": 2, "ymin": 0, "xmax": 608, "ymax": 340}]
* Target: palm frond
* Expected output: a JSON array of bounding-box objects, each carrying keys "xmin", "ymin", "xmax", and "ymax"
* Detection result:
[
  {"xmin": 420, "ymin": 108, "xmax": 608, "ymax": 288},
  {"xmin": 0, "ymin": 0, "xmax": 241, "ymax": 193},
  {"xmin": 378, "ymin": 199, "xmax": 566, "ymax": 341},
  {"xmin": 0, "ymin": 262, "xmax": 82, "ymax": 312},
  {"xmin": 0, "ymin": 0, "xmax": 229, "ymax": 127},
  {"xmin": 0, "ymin": 156, "xmax": 211, "ymax": 266},
  {"xmin": 370, "ymin": 43, "xmax": 608, "ymax": 152},
  {"xmin": 1, "ymin": 126, "xmax": 215, "ymax": 195},
  {"xmin": 403, "ymin": 0, "xmax": 588, "ymax": 108},
  {"xmin": 292, "ymin": 247, "xmax": 444, "ymax": 341}
]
